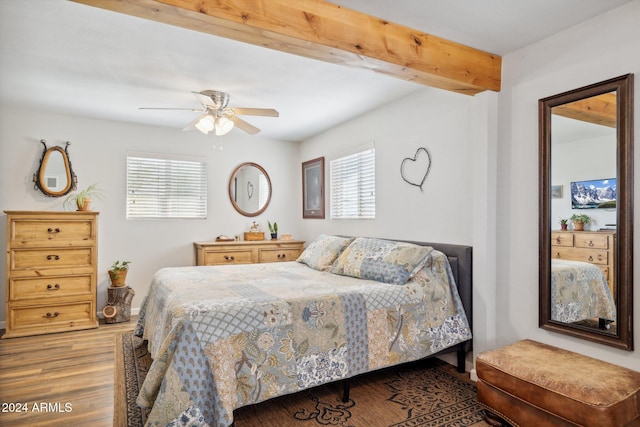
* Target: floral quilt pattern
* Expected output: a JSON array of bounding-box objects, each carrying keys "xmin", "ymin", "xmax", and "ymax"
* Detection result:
[
  {"xmin": 135, "ymin": 250, "xmax": 471, "ymax": 427},
  {"xmin": 551, "ymin": 259, "xmax": 616, "ymax": 323}
]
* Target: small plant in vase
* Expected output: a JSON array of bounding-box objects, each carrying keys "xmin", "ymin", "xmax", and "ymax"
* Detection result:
[
  {"xmin": 570, "ymin": 214, "xmax": 591, "ymax": 231},
  {"xmin": 559, "ymin": 218, "xmax": 569, "ymax": 231},
  {"xmin": 108, "ymin": 260, "xmax": 131, "ymax": 287},
  {"xmin": 63, "ymin": 183, "xmax": 105, "ymax": 211},
  {"xmin": 268, "ymin": 221, "xmax": 278, "ymax": 240}
]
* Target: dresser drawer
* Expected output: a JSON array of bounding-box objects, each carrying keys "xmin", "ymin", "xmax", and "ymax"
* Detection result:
[
  {"xmin": 10, "ymin": 275, "xmax": 93, "ymax": 301},
  {"xmin": 551, "ymin": 232, "xmax": 573, "ymax": 247},
  {"xmin": 203, "ymin": 250, "xmax": 253, "ymax": 265},
  {"xmin": 10, "ymin": 248, "xmax": 93, "ymax": 271},
  {"xmin": 10, "ymin": 219, "xmax": 95, "ymax": 246},
  {"xmin": 259, "ymin": 248, "xmax": 301, "ymax": 263},
  {"xmin": 574, "ymin": 233, "xmax": 609, "ymax": 249},
  {"xmin": 8, "ymin": 301, "xmax": 94, "ymax": 330},
  {"xmin": 553, "ymin": 247, "xmax": 608, "ymax": 265}
]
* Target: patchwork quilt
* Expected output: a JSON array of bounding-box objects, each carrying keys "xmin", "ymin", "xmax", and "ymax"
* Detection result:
[
  {"xmin": 134, "ymin": 249, "xmax": 471, "ymax": 427},
  {"xmin": 551, "ymin": 259, "xmax": 616, "ymax": 323}
]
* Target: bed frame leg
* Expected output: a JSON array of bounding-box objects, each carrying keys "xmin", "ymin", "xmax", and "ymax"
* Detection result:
[
  {"xmin": 457, "ymin": 349, "xmax": 466, "ymax": 373},
  {"xmin": 341, "ymin": 380, "xmax": 350, "ymax": 402}
]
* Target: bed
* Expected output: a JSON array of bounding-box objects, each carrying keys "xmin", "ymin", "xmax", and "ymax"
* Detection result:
[
  {"xmin": 134, "ymin": 236, "xmax": 473, "ymax": 427},
  {"xmin": 550, "ymin": 259, "xmax": 616, "ymax": 324}
]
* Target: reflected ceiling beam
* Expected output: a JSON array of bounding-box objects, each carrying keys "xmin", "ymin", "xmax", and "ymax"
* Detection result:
[
  {"xmin": 71, "ymin": 0, "xmax": 501, "ymax": 95},
  {"xmin": 552, "ymin": 93, "xmax": 616, "ymax": 128}
]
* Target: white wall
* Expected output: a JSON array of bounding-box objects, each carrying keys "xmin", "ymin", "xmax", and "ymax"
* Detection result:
[
  {"xmin": 0, "ymin": 106, "xmax": 301, "ymax": 321},
  {"xmin": 298, "ymin": 87, "xmax": 475, "ymax": 244},
  {"xmin": 497, "ymin": 0, "xmax": 640, "ymax": 370},
  {"xmin": 551, "ymin": 132, "xmax": 617, "ymax": 229}
]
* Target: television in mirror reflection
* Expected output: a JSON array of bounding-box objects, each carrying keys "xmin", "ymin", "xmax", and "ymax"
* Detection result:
[{"xmin": 570, "ymin": 178, "xmax": 616, "ymax": 209}]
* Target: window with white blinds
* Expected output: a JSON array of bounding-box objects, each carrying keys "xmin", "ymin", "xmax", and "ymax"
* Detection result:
[
  {"xmin": 330, "ymin": 145, "xmax": 375, "ymax": 219},
  {"xmin": 126, "ymin": 152, "xmax": 207, "ymax": 219}
]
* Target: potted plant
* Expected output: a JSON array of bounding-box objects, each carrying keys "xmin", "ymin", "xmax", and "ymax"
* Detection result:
[
  {"xmin": 268, "ymin": 221, "xmax": 278, "ymax": 240},
  {"xmin": 559, "ymin": 218, "xmax": 569, "ymax": 231},
  {"xmin": 108, "ymin": 260, "xmax": 131, "ymax": 287},
  {"xmin": 570, "ymin": 214, "xmax": 591, "ymax": 231},
  {"xmin": 63, "ymin": 183, "xmax": 105, "ymax": 211}
]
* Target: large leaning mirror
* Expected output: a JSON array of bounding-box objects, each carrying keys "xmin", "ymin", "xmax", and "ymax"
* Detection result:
[
  {"xmin": 228, "ymin": 162, "xmax": 272, "ymax": 217},
  {"xmin": 33, "ymin": 140, "xmax": 77, "ymax": 197},
  {"xmin": 539, "ymin": 74, "xmax": 634, "ymax": 350}
]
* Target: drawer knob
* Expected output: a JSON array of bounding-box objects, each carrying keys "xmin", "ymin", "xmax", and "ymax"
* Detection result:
[
  {"xmin": 47, "ymin": 255, "xmax": 60, "ymax": 261},
  {"xmin": 47, "ymin": 284, "xmax": 61, "ymax": 290},
  {"xmin": 277, "ymin": 253, "xmax": 286, "ymax": 259},
  {"xmin": 588, "ymin": 256, "xmax": 594, "ymax": 261},
  {"xmin": 43, "ymin": 312, "xmax": 60, "ymax": 318},
  {"xmin": 556, "ymin": 237, "xmax": 561, "ymax": 244},
  {"xmin": 224, "ymin": 255, "xmax": 235, "ymax": 262},
  {"xmin": 47, "ymin": 227, "xmax": 61, "ymax": 234},
  {"xmin": 555, "ymin": 252, "xmax": 561, "ymax": 259},
  {"xmin": 588, "ymin": 240, "xmax": 594, "ymax": 247}
]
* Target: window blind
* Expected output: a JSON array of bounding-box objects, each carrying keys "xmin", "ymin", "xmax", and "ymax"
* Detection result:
[
  {"xmin": 330, "ymin": 146, "xmax": 375, "ymax": 219},
  {"xmin": 258, "ymin": 173, "xmax": 269, "ymax": 208},
  {"xmin": 126, "ymin": 153, "xmax": 207, "ymax": 219}
]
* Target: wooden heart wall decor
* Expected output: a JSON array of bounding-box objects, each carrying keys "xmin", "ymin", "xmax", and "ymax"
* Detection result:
[{"xmin": 401, "ymin": 147, "xmax": 432, "ymax": 191}]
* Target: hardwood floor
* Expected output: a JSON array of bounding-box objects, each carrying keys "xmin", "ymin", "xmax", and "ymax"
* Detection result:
[{"xmin": 0, "ymin": 320, "xmax": 135, "ymax": 426}]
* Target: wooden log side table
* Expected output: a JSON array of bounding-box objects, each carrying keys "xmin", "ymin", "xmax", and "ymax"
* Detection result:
[{"xmin": 102, "ymin": 286, "xmax": 135, "ymax": 324}]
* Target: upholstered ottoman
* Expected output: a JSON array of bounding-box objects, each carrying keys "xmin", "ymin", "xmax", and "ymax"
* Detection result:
[{"xmin": 476, "ymin": 339, "xmax": 640, "ymax": 427}]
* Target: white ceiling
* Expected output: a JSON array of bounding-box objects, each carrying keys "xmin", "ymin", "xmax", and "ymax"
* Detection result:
[{"xmin": 0, "ymin": 0, "xmax": 634, "ymax": 142}]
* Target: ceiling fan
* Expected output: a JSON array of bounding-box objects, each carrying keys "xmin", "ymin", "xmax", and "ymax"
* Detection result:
[{"xmin": 140, "ymin": 90, "xmax": 279, "ymax": 135}]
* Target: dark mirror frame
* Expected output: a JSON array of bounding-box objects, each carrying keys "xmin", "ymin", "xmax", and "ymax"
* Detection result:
[
  {"xmin": 228, "ymin": 162, "xmax": 272, "ymax": 217},
  {"xmin": 539, "ymin": 74, "xmax": 634, "ymax": 350},
  {"xmin": 33, "ymin": 139, "xmax": 77, "ymax": 197}
]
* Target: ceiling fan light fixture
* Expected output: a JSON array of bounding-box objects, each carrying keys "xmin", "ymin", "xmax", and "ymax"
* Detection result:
[
  {"xmin": 214, "ymin": 116, "xmax": 234, "ymax": 136},
  {"xmin": 195, "ymin": 115, "xmax": 215, "ymax": 134},
  {"xmin": 141, "ymin": 90, "xmax": 277, "ymax": 135}
]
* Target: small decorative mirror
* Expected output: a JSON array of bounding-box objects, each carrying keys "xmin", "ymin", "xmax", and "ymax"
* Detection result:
[
  {"xmin": 228, "ymin": 162, "xmax": 272, "ymax": 217},
  {"xmin": 33, "ymin": 139, "xmax": 77, "ymax": 197}
]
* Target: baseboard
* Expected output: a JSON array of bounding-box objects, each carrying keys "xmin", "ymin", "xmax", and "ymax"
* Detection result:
[{"xmin": 470, "ymin": 368, "xmax": 478, "ymax": 382}]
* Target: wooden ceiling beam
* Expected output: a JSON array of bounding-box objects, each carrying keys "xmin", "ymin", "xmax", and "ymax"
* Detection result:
[
  {"xmin": 552, "ymin": 93, "xmax": 617, "ymax": 128},
  {"xmin": 71, "ymin": 0, "xmax": 501, "ymax": 95}
]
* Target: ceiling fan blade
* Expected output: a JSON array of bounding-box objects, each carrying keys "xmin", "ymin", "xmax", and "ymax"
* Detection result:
[
  {"xmin": 192, "ymin": 91, "xmax": 216, "ymax": 109},
  {"xmin": 230, "ymin": 107, "xmax": 279, "ymax": 117},
  {"xmin": 139, "ymin": 107, "xmax": 205, "ymax": 111},
  {"xmin": 229, "ymin": 115, "xmax": 260, "ymax": 134}
]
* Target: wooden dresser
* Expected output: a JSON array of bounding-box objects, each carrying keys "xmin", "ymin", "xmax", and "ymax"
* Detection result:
[
  {"xmin": 3, "ymin": 211, "xmax": 99, "ymax": 338},
  {"xmin": 551, "ymin": 230, "xmax": 616, "ymax": 295},
  {"xmin": 194, "ymin": 240, "xmax": 305, "ymax": 266}
]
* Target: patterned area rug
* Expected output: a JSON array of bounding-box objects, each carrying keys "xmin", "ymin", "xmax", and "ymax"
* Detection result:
[
  {"xmin": 114, "ymin": 332, "xmax": 152, "ymax": 427},
  {"xmin": 115, "ymin": 332, "xmax": 488, "ymax": 426}
]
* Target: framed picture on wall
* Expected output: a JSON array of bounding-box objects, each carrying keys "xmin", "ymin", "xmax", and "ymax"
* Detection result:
[
  {"xmin": 302, "ymin": 157, "xmax": 325, "ymax": 218},
  {"xmin": 551, "ymin": 185, "xmax": 563, "ymax": 198}
]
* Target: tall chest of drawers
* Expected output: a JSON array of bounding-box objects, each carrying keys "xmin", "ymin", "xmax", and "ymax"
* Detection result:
[
  {"xmin": 3, "ymin": 211, "xmax": 99, "ymax": 338},
  {"xmin": 551, "ymin": 230, "xmax": 616, "ymax": 296}
]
